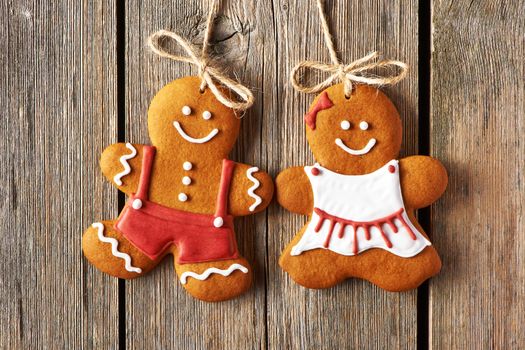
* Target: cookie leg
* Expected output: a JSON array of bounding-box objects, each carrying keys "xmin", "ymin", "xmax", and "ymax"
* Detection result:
[
  {"xmin": 280, "ymin": 225, "xmax": 441, "ymax": 291},
  {"xmin": 279, "ymin": 248, "xmax": 345, "ymax": 289},
  {"xmin": 279, "ymin": 224, "xmax": 344, "ymax": 289},
  {"xmin": 280, "ymin": 246, "xmax": 441, "ymax": 291},
  {"xmin": 82, "ymin": 220, "xmax": 159, "ymax": 279},
  {"xmin": 173, "ymin": 256, "xmax": 253, "ymax": 302},
  {"xmin": 355, "ymin": 246, "xmax": 441, "ymax": 292}
]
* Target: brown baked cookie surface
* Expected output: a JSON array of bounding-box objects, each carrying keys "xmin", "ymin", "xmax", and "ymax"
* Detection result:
[
  {"xmin": 83, "ymin": 76, "xmax": 273, "ymax": 302},
  {"xmin": 276, "ymin": 83, "xmax": 447, "ymax": 291}
]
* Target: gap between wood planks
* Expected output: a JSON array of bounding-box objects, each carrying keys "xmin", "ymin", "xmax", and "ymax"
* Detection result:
[
  {"xmin": 112, "ymin": 1, "xmax": 433, "ymax": 349},
  {"xmin": 116, "ymin": 1, "xmax": 126, "ymax": 349},
  {"xmin": 417, "ymin": 0, "xmax": 431, "ymax": 349}
]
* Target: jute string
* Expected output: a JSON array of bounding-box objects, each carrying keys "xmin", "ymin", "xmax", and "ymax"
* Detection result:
[
  {"xmin": 290, "ymin": 0, "xmax": 409, "ymax": 97},
  {"xmin": 148, "ymin": 0, "xmax": 254, "ymax": 111}
]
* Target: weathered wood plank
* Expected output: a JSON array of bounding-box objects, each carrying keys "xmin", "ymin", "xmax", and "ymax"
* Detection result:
[
  {"xmin": 266, "ymin": 0, "xmax": 420, "ymax": 349},
  {"xmin": 124, "ymin": 1, "xmax": 272, "ymax": 348},
  {"xmin": 80, "ymin": 1, "xmax": 120, "ymax": 348},
  {"xmin": 430, "ymin": 0, "xmax": 525, "ymax": 348},
  {"xmin": 0, "ymin": 0, "xmax": 119, "ymax": 348}
]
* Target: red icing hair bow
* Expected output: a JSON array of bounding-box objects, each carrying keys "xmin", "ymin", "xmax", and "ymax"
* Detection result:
[{"xmin": 304, "ymin": 91, "xmax": 334, "ymax": 130}]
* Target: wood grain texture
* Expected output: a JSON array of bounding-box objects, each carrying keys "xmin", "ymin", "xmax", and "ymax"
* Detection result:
[
  {"xmin": 124, "ymin": 1, "xmax": 272, "ymax": 348},
  {"xmin": 80, "ymin": 1, "xmax": 120, "ymax": 348},
  {"xmin": 0, "ymin": 0, "xmax": 119, "ymax": 348},
  {"xmin": 5, "ymin": 0, "xmax": 524, "ymax": 348},
  {"xmin": 266, "ymin": 1, "xmax": 420, "ymax": 349},
  {"xmin": 430, "ymin": 0, "xmax": 525, "ymax": 348}
]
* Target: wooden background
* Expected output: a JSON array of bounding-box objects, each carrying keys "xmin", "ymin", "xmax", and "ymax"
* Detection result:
[{"xmin": 1, "ymin": 0, "xmax": 523, "ymax": 348}]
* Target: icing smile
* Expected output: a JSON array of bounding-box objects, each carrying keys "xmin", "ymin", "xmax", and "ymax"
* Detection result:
[
  {"xmin": 335, "ymin": 137, "xmax": 376, "ymax": 155},
  {"xmin": 173, "ymin": 121, "xmax": 219, "ymax": 144}
]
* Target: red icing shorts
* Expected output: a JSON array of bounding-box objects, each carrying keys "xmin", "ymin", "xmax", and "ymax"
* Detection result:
[{"xmin": 115, "ymin": 146, "xmax": 239, "ymax": 264}]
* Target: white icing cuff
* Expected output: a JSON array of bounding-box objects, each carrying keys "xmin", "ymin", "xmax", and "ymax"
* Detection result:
[
  {"xmin": 179, "ymin": 263, "xmax": 249, "ymax": 285},
  {"xmin": 113, "ymin": 143, "xmax": 137, "ymax": 186},
  {"xmin": 92, "ymin": 222, "xmax": 142, "ymax": 273},
  {"xmin": 246, "ymin": 167, "xmax": 263, "ymax": 212}
]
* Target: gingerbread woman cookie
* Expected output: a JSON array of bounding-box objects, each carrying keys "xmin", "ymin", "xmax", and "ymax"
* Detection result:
[
  {"xmin": 276, "ymin": 83, "xmax": 447, "ymax": 291},
  {"xmin": 83, "ymin": 76, "xmax": 273, "ymax": 301}
]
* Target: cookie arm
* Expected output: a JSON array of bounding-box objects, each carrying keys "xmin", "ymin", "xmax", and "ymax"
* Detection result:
[
  {"xmin": 227, "ymin": 163, "xmax": 274, "ymax": 216},
  {"xmin": 275, "ymin": 166, "xmax": 313, "ymax": 215},
  {"xmin": 99, "ymin": 143, "xmax": 144, "ymax": 195},
  {"xmin": 399, "ymin": 155, "xmax": 448, "ymax": 209}
]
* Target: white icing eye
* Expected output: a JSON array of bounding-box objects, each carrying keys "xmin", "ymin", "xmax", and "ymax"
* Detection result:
[
  {"xmin": 340, "ymin": 120, "xmax": 351, "ymax": 130},
  {"xmin": 178, "ymin": 193, "xmax": 188, "ymax": 202},
  {"xmin": 202, "ymin": 111, "xmax": 212, "ymax": 120},
  {"xmin": 182, "ymin": 106, "xmax": 192, "ymax": 116},
  {"xmin": 359, "ymin": 121, "xmax": 369, "ymax": 130}
]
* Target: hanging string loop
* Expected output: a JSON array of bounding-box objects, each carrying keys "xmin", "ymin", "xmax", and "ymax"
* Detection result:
[
  {"xmin": 148, "ymin": 0, "xmax": 254, "ymax": 111},
  {"xmin": 290, "ymin": 0, "xmax": 408, "ymax": 97}
]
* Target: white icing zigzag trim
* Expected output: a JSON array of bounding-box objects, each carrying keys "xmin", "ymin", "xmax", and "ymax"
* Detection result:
[
  {"xmin": 179, "ymin": 263, "xmax": 248, "ymax": 285},
  {"xmin": 113, "ymin": 143, "xmax": 137, "ymax": 186},
  {"xmin": 92, "ymin": 222, "xmax": 142, "ymax": 274},
  {"xmin": 173, "ymin": 121, "xmax": 219, "ymax": 144},
  {"xmin": 335, "ymin": 137, "xmax": 376, "ymax": 156},
  {"xmin": 246, "ymin": 167, "xmax": 262, "ymax": 212}
]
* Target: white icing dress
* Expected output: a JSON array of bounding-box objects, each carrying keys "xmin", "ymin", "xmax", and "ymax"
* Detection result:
[{"xmin": 291, "ymin": 160, "xmax": 431, "ymax": 258}]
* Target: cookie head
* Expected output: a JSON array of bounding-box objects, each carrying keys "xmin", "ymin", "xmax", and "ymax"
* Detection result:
[
  {"xmin": 305, "ymin": 84, "xmax": 402, "ymax": 174},
  {"xmin": 148, "ymin": 76, "xmax": 240, "ymax": 158}
]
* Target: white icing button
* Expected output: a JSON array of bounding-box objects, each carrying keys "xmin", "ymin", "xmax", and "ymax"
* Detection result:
[
  {"xmin": 183, "ymin": 161, "xmax": 193, "ymax": 171},
  {"xmin": 182, "ymin": 105, "xmax": 192, "ymax": 116},
  {"xmin": 340, "ymin": 120, "xmax": 351, "ymax": 130},
  {"xmin": 178, "ymin": 193, "xmax": 188, "ymax": 202},
  {"xmin": 132, "ymin": 199, "xmax": 142, "ymax": 209},
  {"xmin": 202, "ymin": 111, "xmax": 212, "ymax": 120},
  {"xmin": 360, "ymin": 121, "xmax": 369, "ymax": 130},
  {"xmin": 213, "ymin": 217, "xmax": 224, "ymax": 228},
  {"xmin": 182, "ymin": 176, "xmax": 192, "ymax": 185}
]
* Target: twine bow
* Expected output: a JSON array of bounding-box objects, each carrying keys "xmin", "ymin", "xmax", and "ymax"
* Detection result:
[
  {"xmin": 147, "ymin": 2, "xmax": 254, "ymax": 111},
  {"xmin": 291, "ymin": 0, "xmax": 408, "ymax": 97}
]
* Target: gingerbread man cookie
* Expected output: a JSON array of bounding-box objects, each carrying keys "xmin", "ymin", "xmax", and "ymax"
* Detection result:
[
  {"xmin": 276, "ymin": 84, "xmax": 447, "ymax": 291},
  {"xmin": 83, "ymin": 76, "xmax": 273, "ymax": 301}
]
